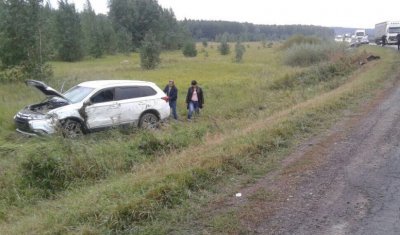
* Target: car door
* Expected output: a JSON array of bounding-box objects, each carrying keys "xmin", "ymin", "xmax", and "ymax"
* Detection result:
[
  {"xmin": 114, "ymin": 86, "xmax": 157, "ymax": 124},
  {"xmin": 85, "ymin": 88, "xmax": 122, "ymax": 129}
]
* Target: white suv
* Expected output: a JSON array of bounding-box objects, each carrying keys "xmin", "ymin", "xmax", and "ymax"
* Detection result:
[{"xmin": 14, "ymin": 80, "xmax": 170, "ymax": 137}]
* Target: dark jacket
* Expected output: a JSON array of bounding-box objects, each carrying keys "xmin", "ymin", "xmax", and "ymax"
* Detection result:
[
  {"xmin": 382, "ymin": 35, "xmax": 387, "ymax": 45},
  {"xmin": 163, "ymin": 85, "xmax": 178, "ymax": 102},
  {"xmin": 397, "ymin": 34, "xmax": 400, "ymax": 44},
  {"xmin": 186, "ymin": 86, "xmax": 204, "ymax": 108}
]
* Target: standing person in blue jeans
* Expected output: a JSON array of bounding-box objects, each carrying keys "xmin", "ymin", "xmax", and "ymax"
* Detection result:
[
  {"xmin": 186, "ymin": 80, "xmax": 204, "ymax": 120},
  {"xmin": 164, "ymin": 80, "xmax": 178, "ymax": 120}
]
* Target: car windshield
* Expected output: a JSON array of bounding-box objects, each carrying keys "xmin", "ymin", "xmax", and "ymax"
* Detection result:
[
  {"xmin": 388, "ymin": 27, "xmax": 400, "ymax": 34},
  {"xmin": 356, "ymin": 32, "xmax": 365, "ymax": 36},
  {"xmin": 63, "ymin": 86, "xmax": 94, "ymax": 104}
]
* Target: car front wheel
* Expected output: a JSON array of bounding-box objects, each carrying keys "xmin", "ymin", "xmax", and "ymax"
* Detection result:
[
  {"xmin": 61, "ymin": 119, "xmax": 84, "ymax": 138},
  {"xmin": 139, "ymin": 113, "xmax": 159, "ymax": 129}
]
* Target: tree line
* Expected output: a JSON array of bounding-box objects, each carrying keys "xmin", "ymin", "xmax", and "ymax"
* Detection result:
[
  {"xmin": 182, "ymin": 20, "xmax": 334, "ymax": 42},
  {"xmin": 0, "ymin": 0, "xmax": 335, "ymax": 81}
]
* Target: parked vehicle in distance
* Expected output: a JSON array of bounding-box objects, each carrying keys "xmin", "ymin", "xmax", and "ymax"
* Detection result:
[
  {"xmin": 352, "ymin": 29, "xmax": 369, "ymax": 44},
  {"xmin": 14, "ymin": 80, "xmax": 170, "ymax": 137},
  {"xmin": 374, "ymin": 21, "xmax": 400, "ymax": 44},
  {"xmin": 334, "ymin": 35, "xmax": 344, "ymax": 42},
  {"xmin": 344, "ymin": 33, "xmax": 353, "ymax": 43}
]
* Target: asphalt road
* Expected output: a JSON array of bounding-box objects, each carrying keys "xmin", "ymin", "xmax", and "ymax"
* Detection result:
[{"xmin": 254, "ymin": 80, "xmax": 400, "ymax": 234}]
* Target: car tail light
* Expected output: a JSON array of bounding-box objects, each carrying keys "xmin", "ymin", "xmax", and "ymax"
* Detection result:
[{"xmin": 161, "ymin": 96, "xmax": 169, "ymax": 102}]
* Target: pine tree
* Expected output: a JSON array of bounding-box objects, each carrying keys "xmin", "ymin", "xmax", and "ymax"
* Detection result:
[
  {"xmin": 234, "ymin": 40, "xmax": 245, "ymax": 63},
  {"xmin": 140, "ymin": 31, "xmax": 161, "ymax": 70},
  {"xmin": 81, "ymin": 0, "xmax": 102, "ymax": 58},
  {"xmin": 182, "ymin": 41, "xmax": 197, "ymax": 57},
  {"xmin": 55, "ymin": 0, "xmax": 84, "ymax": 61},
  {"xmin": 218, "ymin": 34, "xmax": 230, "ymax": 55},
  {"xmin": 97, "ymin": 14, "xmax": 118, "ymax": 55}
]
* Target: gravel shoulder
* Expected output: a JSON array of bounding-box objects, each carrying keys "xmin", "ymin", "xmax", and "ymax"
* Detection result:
[{"xmin": 232, "ymin": 77, "xmax": 400, "ymax": 234}]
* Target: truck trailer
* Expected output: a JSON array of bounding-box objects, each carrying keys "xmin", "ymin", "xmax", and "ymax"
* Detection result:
[{"xmin": 374, "ymin": 21, "xmax": 400, "ymax": 44}]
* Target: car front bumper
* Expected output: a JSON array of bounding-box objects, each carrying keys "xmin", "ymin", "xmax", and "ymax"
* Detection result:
[{"xmin": 14, "ymin": 116, "xmax": 57, "ymax": 136}]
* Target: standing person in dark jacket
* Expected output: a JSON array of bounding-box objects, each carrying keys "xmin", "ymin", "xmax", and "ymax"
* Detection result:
[
  {"xmin": 382, "ymin": 35, "xmax": 387, "ymax": 47},
  {"xmin": 397, "ymin": 33, "xmax": 400, "ymax": 51},
  {"xmin": 163, "ymin": 80, "xmax": 178, "ymax": 120},
  {"xmin": 186, "ymin": 80, "xmax": 204, "ymax": 120}
]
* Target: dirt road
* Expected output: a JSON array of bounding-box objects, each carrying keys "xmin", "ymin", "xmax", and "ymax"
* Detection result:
[{"xmin": 237, "ymin": 81, "xmax": 400, "ymax": 234}]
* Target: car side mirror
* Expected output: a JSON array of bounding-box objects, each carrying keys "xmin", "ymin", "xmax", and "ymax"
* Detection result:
[{"xmin": 83, "ymin": 100, "xmax": 92, "ymax": 106}]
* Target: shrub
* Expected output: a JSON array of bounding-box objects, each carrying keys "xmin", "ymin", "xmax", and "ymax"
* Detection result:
[
  {"xmin": 202, "ymin": 39, "xmax": 208, "ymax": 47},
  {"xmin": 182, "ymin": 41, "xmax": 198, "ymax": 57},
  {"xmin": 0, "ymin": 63, "xmax": 53, "ymax": 83},
  {"xmin": 283, "ymin": 43, "xmax": 343, "ymax": 67},
  {"xmin": 0, "ymin": 66, "xmax": 25, "ymax": 83},
  {"xmin": 272, "ymin": 55, "xmax": 357, "ymax": 90},
  {"xmin": 281, "ymin": 34, "xmax": 321, "ymax": 50}
]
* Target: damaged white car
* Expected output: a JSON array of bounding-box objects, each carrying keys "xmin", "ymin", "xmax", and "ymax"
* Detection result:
[{"xmin": 14, "ymin": 80, "xmax": 170, "ymax": 137}]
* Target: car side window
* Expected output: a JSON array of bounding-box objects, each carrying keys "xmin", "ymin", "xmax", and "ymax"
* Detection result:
[
  {"xmin": 138, "ymin": 86, "xmax": 157, "ymax": 97},
  {"xmin": 90, "ymin": 89, "xmax": 114, "ymax": 104},
  {"xmin": 115, "ymin": 86, "xmax": 156, "ymax": 100}
]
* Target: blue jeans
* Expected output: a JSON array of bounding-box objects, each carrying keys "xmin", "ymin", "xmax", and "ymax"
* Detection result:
[
  {"xmin": 169, "ymin": 100, "xmax": 178, "ymax": 119},
  {"xmin": 188, "ymin": 101, "xmax": 199, "ymax": 119}
]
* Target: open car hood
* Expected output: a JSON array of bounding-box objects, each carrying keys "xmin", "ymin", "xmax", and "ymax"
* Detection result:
[{"xmin": 25, "ymin": 80, "xmax": 70, "ymax": 102}]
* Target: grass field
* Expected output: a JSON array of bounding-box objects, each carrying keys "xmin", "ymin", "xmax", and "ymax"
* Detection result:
[{"xmin": 0, "ymin": 42, "xmax": 399, "ymax": 234}]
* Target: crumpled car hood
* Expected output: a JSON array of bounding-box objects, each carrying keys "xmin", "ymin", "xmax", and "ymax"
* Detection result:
[{"xmin": 26, "ymin": 79, "xmax": 70, "ymax": 101}]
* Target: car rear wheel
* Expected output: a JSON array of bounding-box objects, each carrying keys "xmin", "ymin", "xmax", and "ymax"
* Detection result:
[
  {"xmin": 139, "ymin": 113, "xmax": 159, "ymax": 129},
  {"xmin": 62, "ymin": 119, "xmax": 83, "ymax": 138}
]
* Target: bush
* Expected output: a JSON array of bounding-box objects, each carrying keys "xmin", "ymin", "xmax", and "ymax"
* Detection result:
[
  {"xmin": 0, "ymin": 66, "xmax": 25, "ymax": 83},
  {"xmin": 272, "ymin": 56, "xmax": 357, "ymax": 90},
  {"xmin": 202, "ymin": 39, "xmax": 208, "ymax": 47},
  {"xmin": 0, "ymin": 63, "xmax": 53, "ymax": 83},
  {"xmin": 182, "ymin": 41, "xmax": 197, "ymax": 57},
  {"xmin": 281, "ymin": 35, "xmax": 321, "ymax": 50},
  {"xmin": 283, "ymin": 43, "xmax": 343, "ymax": 67}
]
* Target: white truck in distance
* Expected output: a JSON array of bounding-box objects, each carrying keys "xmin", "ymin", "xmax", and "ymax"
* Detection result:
[
  {"xmin": 375, "ymin": 21, "xmax": 400, "ymax": 44},
  {"xmin": 353, "ymin": 29, "xmax": 369, "ymax": 44}
]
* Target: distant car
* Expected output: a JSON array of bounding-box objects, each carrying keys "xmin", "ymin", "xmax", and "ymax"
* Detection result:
[
  {"xmin": 334, "ymin": 35, "xmax": 344, "ymax": 42},
  {"xmin": 14, "ymin": 80, "xmax": 170, "ymax": 137},
  {"xmin": 344, "ymin": 33, "xmax": 353, "ymax": 43}
]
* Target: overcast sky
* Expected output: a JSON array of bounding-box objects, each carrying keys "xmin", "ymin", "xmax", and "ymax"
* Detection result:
[{"xmin": 49, "ymin": 0, "xmax": 400, "ymax": 29}]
